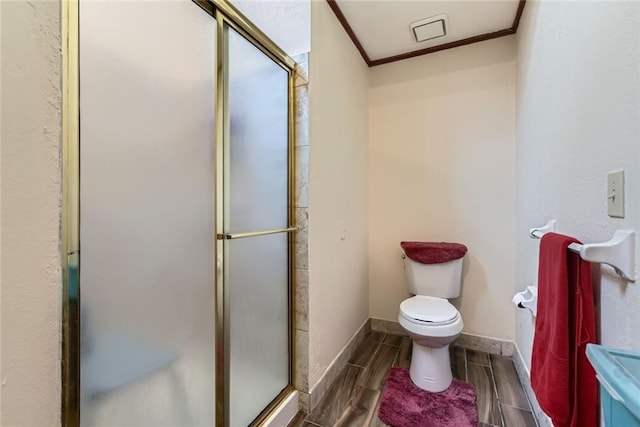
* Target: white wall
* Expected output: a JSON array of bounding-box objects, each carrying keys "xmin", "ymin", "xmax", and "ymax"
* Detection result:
[
  {"xmin": 308, "ymin": 0, "xmax": 369, "ymax": 387},
  {"xmin": 0, "ymin": 1, "xmax": 62, "ymax": 425},
  {"xmin": 368, "ymin": 37, "xmax": 517, "ymax": 341},
  {"xmin": 515, "ymin": 0, "xmax": 640, "ymax": 368}
]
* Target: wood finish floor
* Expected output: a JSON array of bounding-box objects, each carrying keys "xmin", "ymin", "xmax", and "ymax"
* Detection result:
[{"xmin": 288, "ymin": 332, "xmax": 537, "ymax": 427}]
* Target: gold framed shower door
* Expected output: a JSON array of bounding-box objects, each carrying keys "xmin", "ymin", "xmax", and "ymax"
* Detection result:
[{"xmin": 61, "ymin": 1, "xmax": 298, "ymax": 425}]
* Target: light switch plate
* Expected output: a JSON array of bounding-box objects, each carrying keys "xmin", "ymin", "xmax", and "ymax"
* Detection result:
[{"xmin": 607, "ymin": 170, "xmax": 625, "ymax": 218}]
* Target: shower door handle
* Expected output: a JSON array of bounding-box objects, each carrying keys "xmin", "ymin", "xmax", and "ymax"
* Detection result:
[{"xmin": 217, "ymin": 226, "xmax": 297, "ymax": 240}]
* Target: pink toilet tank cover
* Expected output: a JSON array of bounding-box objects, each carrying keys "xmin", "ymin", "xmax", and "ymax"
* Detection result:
[{"xmin": 400, "ymin": 241, "xmax": 468, "ymax": 264}]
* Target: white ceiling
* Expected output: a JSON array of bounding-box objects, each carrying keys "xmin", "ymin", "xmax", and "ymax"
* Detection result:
[{"xmin": 335, "ymin": 0, "xmax": 521, "ymax": 61}]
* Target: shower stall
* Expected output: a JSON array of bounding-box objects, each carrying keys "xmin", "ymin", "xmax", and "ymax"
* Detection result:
[{"xmin": 61, "ymin": 1, "xmax": 297, "ymax": 425}]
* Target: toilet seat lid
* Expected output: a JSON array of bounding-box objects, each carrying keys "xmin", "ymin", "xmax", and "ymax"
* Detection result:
[{"xmin": 400, "ymin": 296, "xmax": 459, "ymax": 324}]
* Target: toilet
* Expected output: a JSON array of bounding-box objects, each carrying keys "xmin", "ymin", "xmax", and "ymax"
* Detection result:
[{"xmin": 398, "ymin": 241, "xmax": 468, "ymax": 393}]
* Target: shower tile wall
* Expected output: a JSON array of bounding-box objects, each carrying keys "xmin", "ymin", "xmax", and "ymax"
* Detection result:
[{"xmin": 293, "ymin": 52, "xmax": 311, "ymax": 408}]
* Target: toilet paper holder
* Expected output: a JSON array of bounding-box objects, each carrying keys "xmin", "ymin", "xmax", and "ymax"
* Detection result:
[{"xmin": 513, "ymin": 286, "xmax": 537, "ymax": 316}]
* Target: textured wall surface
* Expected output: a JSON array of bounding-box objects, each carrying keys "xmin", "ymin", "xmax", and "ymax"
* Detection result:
[
  {"xmin": 1, "ymin": 1, "xmax": 62, "ymax": 425},
  {"xmin": 515, "ymin": 0, "xmax": 640, "ymax": 368},
  {"xmin": 368, "ymin": 37, "xmax": 517, "ymax": 341},
  {"xmin": 231, "ymin": 0, "xmax": 310, "ymax": 57},
  {"xmin": 308, "ymin": 0, "xmax": 370, "ymax": 388}
]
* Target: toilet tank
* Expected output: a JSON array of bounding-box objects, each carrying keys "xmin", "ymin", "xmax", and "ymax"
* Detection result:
[{"xmin": 400, "ymin": 242, "xmax": 466, "ymax": 298}]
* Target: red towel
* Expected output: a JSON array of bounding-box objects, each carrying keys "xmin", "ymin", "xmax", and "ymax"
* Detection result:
[{"xmin": 531, "ymin": 232, "xmax": 598, "ymax": 427}]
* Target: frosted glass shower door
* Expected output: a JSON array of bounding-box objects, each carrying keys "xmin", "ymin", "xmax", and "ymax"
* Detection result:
[
  {"xmin": 79, "ymin": 1, "xmax": 216, "ymax": 426},
  {"xmin": 223, "ymin": 25, "xmax": 292, "ymax": 426}
]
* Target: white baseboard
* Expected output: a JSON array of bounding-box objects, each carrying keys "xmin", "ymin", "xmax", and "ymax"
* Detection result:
[{"xmin": 370, "ymin": 317, "xmax": 406, "ymax": 336}]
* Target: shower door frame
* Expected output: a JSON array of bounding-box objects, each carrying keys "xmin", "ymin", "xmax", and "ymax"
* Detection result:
[
  {"xmin": 61, "ymin": 1, "xmax": 298, "ymax": 426},
  {"xmin": 207, "ymin": 1, "xmax": 298, "ymax": 425}
]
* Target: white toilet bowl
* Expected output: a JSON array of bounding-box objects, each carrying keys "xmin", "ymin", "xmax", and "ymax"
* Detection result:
[{"xmin": 398, "ymin": 295, "xmax": 463, "ymax": 392}]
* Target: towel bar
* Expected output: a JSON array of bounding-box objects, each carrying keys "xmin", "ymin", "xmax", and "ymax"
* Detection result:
[{"xmin": 529, "ymin": 219, "xmax": 637, "ymax": 283}]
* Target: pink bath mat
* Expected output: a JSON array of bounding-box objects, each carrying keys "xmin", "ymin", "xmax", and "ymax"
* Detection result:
[{"xmin": 377, "ymin": 367, "xmax": 477, "ymax": 427}]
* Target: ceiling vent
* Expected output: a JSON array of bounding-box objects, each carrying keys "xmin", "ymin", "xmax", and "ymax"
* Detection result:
[{"xmin": 410, "ymin": 14, "xmax": 448, "ymax": 43}]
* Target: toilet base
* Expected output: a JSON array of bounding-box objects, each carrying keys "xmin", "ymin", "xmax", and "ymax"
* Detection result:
[{"xmin": 409, "ymin": 341, "xmax": 453, "ymax": 392}]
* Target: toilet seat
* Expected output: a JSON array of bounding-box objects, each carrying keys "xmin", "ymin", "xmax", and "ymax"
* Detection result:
[
  {"xmin": 398, "ymin": 296, "xmax": 463, "ymax": 339},
  {"xmin": 400, "ymin": 296, "xmax": 458, "ymax": 325}
]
